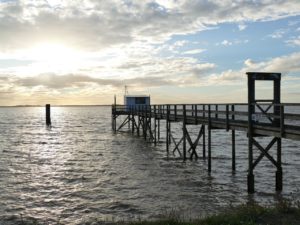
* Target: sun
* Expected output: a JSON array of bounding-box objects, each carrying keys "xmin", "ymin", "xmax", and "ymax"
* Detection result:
[{"xmin": 29, "ymin": 43, "xmax": 79, "ymax": 63}]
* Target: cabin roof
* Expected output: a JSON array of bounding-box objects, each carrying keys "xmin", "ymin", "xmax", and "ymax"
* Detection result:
[{"xmin": 124, "ymin": 95, "xmax": 150, "ymax": 98}]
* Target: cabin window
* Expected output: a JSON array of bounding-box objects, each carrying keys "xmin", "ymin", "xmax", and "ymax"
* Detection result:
[{"xmin": 135, "ymin": 97, "xmax": 146, "ymax": 104}]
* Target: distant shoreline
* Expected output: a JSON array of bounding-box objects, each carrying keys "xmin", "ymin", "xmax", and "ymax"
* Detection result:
[{"xmin": 0, "ymin": 105, "xmax": 112, "ymax": 107}]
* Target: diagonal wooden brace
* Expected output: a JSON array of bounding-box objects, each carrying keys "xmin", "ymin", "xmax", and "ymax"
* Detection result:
[
  {"xmin": 185, "ymin": 126, "xmax": 204, "ymax": 159},
  {"xmin": 171, "ymin": 133, "xmax": 183, "ymax": 157},
  {"xmin": 256, "ymin": 104, "xmax": 273, "ymax": 123},
  {"xmin": 252, "ymin": 137, "xmax": 279, "ymax": 168}
]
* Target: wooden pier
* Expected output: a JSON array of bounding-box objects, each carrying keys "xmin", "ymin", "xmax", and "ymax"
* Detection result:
[{"xmin": 111, "ymin": 72, "xmax": 300, "ymax": 193}]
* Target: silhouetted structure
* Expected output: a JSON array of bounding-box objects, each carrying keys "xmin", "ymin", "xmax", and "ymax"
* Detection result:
[
  {"xmin": 112, "ymin": 72, "xmax": 300, "ymax": 193},
  {"xmin": 46, "ymin": 104, "xmax": 51, "ymax": 126}
]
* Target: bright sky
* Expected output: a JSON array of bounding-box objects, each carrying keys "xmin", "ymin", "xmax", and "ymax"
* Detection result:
[{"xmin": 0, "ymin": 0, "xmax": 300, "ymax": 105}]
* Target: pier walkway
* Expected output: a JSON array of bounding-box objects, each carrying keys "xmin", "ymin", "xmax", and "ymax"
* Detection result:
[{"xmin": 111, "ymin": 72, "xmax": 300, "ymax": 193}]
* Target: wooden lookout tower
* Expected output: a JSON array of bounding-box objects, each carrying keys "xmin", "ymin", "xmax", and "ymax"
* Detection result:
[{"xmin": 246, "ymin": 72, "xmax": 282, "ymax": 193}]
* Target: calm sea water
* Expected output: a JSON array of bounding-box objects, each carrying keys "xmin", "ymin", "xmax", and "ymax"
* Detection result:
[{"xmin": 0, "ymin": 106, "xmax": 299, "ymax": 225}]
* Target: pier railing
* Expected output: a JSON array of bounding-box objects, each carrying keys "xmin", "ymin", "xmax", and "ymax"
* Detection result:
[{"xmin": 112, "ymin": 103, "xmax": 300, "ymax": 140}]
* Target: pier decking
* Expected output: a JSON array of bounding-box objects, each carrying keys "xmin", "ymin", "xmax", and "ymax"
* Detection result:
[{"xmin": 111, "ymin": 72, "xmax": 300, "ymax": 193}]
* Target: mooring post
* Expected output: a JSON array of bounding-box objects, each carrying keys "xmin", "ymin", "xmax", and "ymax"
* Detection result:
[
  {"xmin": 46, "ymin": 104, "xmax": 51, "ymax": 126},
  {"xmin": 208, "ymin": 104, "xmax": 211, "ymax": 172},
  {"xmin": 231, "ymin": 104, "xmax": 236, "ymax": 172},
  {"xmin": 183, "ymin": 104, "xmax": 187, "ymax": 160}
]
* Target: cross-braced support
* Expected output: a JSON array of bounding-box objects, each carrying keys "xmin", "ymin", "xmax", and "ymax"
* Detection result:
[
  {"xmin": 248, "ymin": 136, "xmax": 282, "ymax": 193},
  {"xmin": 247, "ymin": 72, "xmax": 282, "ymax": 193},
  {"xmin": 117, "ymin": 114, "xmax": 138, "ymax": 132}
]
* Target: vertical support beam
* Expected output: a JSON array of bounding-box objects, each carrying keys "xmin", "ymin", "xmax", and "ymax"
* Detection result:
[
  {"xmin": 274, "ymin": 76, "xmax": 282, "ymax": 191},
  {"xmin": 143, "ymin": 105, "xmax": 147, "ymax": 140},
  {"xmin": 203, "ymin": 124, "xmax": 206, "ymax": 159},
  {"xmin": 273, "ymin": 78, "xmax": 281, "ymax": 127},
  {"xmin": 208, "ymin": 105, "xmax": 211, "ymax": 172},
  {"xmin": 215, "ymin": 105, "xmax": 218, "ymax": 119},
  {"xmin": 46, "ymin": 104, "xmax": 51, "ymax": 126},
  {"xmin": 154, "ymin": 105, "xmax": 157, "ymax": 145},
  {"xmin": 111, "ymin": 105, "xmax": 115, "ymax": 131},
  {"xmin": 149, "ymin": 106, "xmax": 152, "ymax": 141},
  {"xmin": 247, "ymin": 75, "xmax": 255, "ymax": 194},
  {"xmin": 231, "ymin": 105, "xmax": 236, "ymax": 172},
  {"xmin": 183, "ymin": 104, "xmax": 187, "ymax": 160},
  {"xmin": 280, "ymin": 105, "xmax": 285, "ymax": 137},
  {"xmin": 276, "ymin": 137, "xmax": 282, "ymax": 191},
  {"xmin": 202, "ymin": 104, "xmax": 206, "ymax": 159},
  {"xmin": 137, "ymin": 106, "xmax": 141, "ymax": 136},
  {"xmin": 158, "ymin": 118, "xmax": 160, "ymax": 141},
  {"xmin": 131, "ymin": 110, "xmax": 135, "ymax": 134},
  {"xmin": 166, "ymin": 105, "xmax": 170, "ymax": 154}
]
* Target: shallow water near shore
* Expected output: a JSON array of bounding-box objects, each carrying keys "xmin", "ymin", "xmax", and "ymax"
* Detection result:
[{"xmin": 0, "ymin": 106, "xmax": 299, "ymax": 224}]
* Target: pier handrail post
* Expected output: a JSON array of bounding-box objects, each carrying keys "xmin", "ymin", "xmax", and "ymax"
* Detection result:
[
  {"xmin": 203, "ymin": 104, "xmax": 205, "ymax": 118},
  {"xmin": 195, "ymin": 104, "xmax": 197, "ymax": 124},
  {"xmin": 192, "ymin": 105, "xmax": 194, "ymax": 117},
  {"xmin": 174, "ymin": 105, "xmax": 177, "ymax": 120},
  {"xmin": 215, "ymin": 105, "xmax": 218, "ymax": 119},
  {"xmin": 183, "ymin": 104, "xmax": 187, "ymax": 160},
  {"xmin": 226, "ymin": 104, "xmax": 229, "ymax": 131},
  {"xmin": 280, "ymin": 105, "xmax": 285, "ymax": 138}
]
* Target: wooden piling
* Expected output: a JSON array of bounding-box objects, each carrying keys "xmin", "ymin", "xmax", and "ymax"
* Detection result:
[
  {"xmin": 276, "ymin": 137, "xmax": 282, "ymax": 191},
  {"xmin": 247, "ymin": 75, "xmax": 255, "ymax": 193},
  {"xmin": 46, "ymin": 104, "xmax": 51, "ymax": 126},
  {"xmin": 183, "ymin": 104, "xmax": 187, "ymax": 160},
  {"xmin": 208, "ymin": 105, "xmax": 211, "ymax": 172},
  {"xmin": 232, "ymin": 105, "xmax": 236, "ymax": 172},
  {"xmin": 166, "ymin": 105, "xmax": 170, "ymax": 154}
]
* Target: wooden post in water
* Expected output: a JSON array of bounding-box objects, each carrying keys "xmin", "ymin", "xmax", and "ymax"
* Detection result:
[
  {"xmin": 46, "ymin": 104, "xmax": 51, "ymax": 126},
  {"xmin": 203, "ymin": 105, "xmax": 206, "ymax": 159},
  {"xmin": 231, "ymin": 105, "xmax": 236, "ymax": 172},
  {"xmin": 166, "ymin": 105, "xmax": 170, "ymax": 154},
  {"xmin": 208, "ymin": 104, "xmax": 212, "ymax": 172},
  {"xmin": 183, "ymin": 104, "xmax": 187, "ymax": 160}
]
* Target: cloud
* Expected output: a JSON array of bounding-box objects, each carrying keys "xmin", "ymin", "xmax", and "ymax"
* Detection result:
[
  {"xmin": 286, "ymin": 36, "xmax": 300, "ymax": 46},
  {"xmin": 220, "ymin": 40, "xmax": 232, "ymax": 46},
  {"xmin": 0, "ymin": 0, "xmax": 300, "ymax": 52},
  {"xmin": 269, "ymin": 29, "xmax": 287, "ymax": 39},
  {"xmin": 183, "ymin": 48, "xmax": 206, "ymax": 55},
  {"xmin": 238, "ymin": 23, "xmax": 247, "ymax": 31},
  {"xmin": 208, "ymin": 52, "xmax": 300, "ymax": 84}
]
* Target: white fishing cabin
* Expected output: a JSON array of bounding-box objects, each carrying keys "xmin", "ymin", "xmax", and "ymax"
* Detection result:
[{"xmin": 124, "ymin": 95, "xmax": 150, "ymax": 110}]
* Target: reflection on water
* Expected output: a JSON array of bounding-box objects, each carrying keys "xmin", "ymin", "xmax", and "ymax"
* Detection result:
[{"xmin": 0, "ymin": 106, "xmax": 299, "ymax": 224}]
